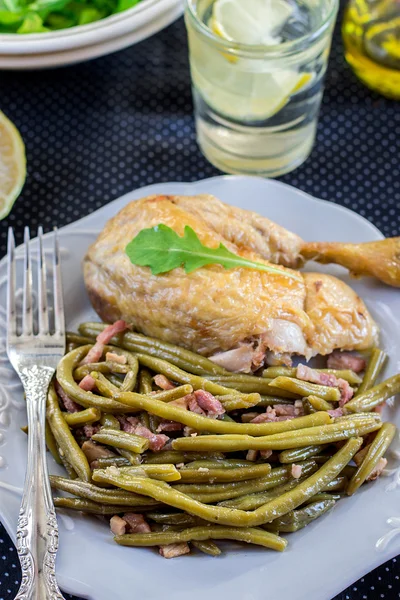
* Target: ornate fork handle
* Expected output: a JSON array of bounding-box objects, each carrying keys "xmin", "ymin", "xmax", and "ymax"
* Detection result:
[{"xmin": 15, "ymin": 366, "xmax": 64, "ymax": 600}]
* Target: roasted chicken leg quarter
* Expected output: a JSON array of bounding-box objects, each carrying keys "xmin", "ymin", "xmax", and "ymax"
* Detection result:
[{"xmin": 84, "ymin": 194, "xmax": 379, "ymax": 372}]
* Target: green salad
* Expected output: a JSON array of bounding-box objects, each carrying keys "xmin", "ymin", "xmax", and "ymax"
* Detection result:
[{"xmin": 0, "ymin": 0, "xmax": 142, "ymax": 33}]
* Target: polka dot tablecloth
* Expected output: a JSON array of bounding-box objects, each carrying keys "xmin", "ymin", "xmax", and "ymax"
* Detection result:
[{"xmin": 0, "ymin": 1, "xmax": 399, "ymax": 598}]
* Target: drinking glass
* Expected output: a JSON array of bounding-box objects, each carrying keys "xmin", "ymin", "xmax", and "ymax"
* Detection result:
[{"xmin": 185, "ymin": 0, "xmax": 339, "ymax": 177}]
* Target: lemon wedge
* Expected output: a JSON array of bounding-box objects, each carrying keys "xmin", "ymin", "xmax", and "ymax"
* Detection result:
[
  {"xmin": 0, "ymin": 111, "xmax": 26, "ymax": 221},
  {"xmin": 210, "ymin": 0, "xmax": 294, "ymax": 45},
  {"xmin": 193, "ymin": 65, "xmax": 313, "ymax": 121}
]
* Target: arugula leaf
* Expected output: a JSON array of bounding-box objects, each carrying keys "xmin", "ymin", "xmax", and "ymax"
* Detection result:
[{"xmin": 125, "ymin": 224, "xmax": 301, "ymax": 281}]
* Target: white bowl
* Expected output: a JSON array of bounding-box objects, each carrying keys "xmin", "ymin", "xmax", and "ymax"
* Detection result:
[{"xmin": 0, "ymin": 0, "xmax": 183, "ymax": 69}]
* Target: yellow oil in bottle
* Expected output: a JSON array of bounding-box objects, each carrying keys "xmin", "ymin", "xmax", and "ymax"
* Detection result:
[{"xmin": 342, "ymin": 0, "xmax": 400, "ymax": 99}]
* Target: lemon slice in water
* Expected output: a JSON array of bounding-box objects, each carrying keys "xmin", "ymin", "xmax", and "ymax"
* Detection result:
[
  {"xmin": 0, "ymin": 111, "xmax": 26, "ymax": 221},
  {"xmin": 211, "ymin": 0, "xmax": 294, "ymax": 45},
  {"xmin": 200, "ymin": 0, "xmax": 313, "ymax": 121}
]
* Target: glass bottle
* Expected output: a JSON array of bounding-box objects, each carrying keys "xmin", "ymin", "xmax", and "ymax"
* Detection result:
[{"xmin": 342, "ymin": 0, "xmax": 400, "ymax": 99}]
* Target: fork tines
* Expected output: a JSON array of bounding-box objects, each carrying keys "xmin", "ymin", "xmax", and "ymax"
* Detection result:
[{"xmin": 7, "ymin": 227, "xmax": 64, "ymax": 339}]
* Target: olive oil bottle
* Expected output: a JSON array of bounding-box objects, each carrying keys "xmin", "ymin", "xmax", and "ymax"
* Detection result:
[{"xmin": 342, "ymin": 0, "xmax": 400, "ymax": 99}]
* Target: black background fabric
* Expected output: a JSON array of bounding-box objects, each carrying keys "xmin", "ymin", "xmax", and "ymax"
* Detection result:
[{"xmin": 0, "ymin": 2, "xmax": 399, "ymax": 598}]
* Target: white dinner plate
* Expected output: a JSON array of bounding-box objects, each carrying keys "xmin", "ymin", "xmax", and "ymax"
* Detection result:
[{"xmin": 0, "ymin": 175, "xmax": 399, "ymax": 600}]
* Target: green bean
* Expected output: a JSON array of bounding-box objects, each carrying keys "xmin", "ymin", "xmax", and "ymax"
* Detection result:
[
  {"xmin": 347, "ymin": 422, "xmax": 396, "ymax": 495},
  {"xmin": 215, "ymin": 394, "xmax": 261, "ymax": 411},
  {"xmin": 45, "ymin": 421, "xmax": 63, "ymax": 465},
  {"xmin": 139, "ymin": 411, "xmax": 151, "ymax": 430},
  {"xmin": 121, "ymin": 370, "xmax": 138, "ymax": 393},
  {"xmin": 266, "ymin": 498, "xmax": 336, "ymax": 533},
  {"xmin": 183, "ymin": 459, "xmax": 253, "ymax": 469},
  {"xmin": 98, "ymin": 438, "xmax": 361, "ymax": 527},
  {"xmin": 268, "ymin": 376, "xmax": 341, "ymax": 402},
  {"xmin": 171, "ymin": 417, "xmax": 380, "ymax": 452},
  {"xmin": 322, "ymin": 476, "xmax": 347, "ymax": 492},
  {"xmin": 192, "ymin": 540, "xmax": 222, "ymax": 556},
  {"xmin": 49, "ymin": 475, "xmax": 160, "ymax": 506},
  {"xmin": 334, "ymin": 412, "xmax": 382, "ymax": 424},
  {"xmin": 21, "ymin": 422, "xmax": 63, "ymax": 466},
  {"xmin": 93, "ymin": 456, "xmax": 131, "ymax": 468},
  {"xmin": 100, "ymin": 414, "xmax": 121, "ymax": 429},
  {"xmin": 116, "ymin": 525, "xmax": 287, "ymax": 551},
  {"xmin": 263, "ymin": 367, "xmax": 362, "ymax": 385},
  {"xmin": 94, "ymin": 464, "xmax": 181, "ymax": 482},
  {"xmin": 156, "ymin": 463, "xmax": 316, "ymax": 505},
  {"xmin": 206, "ymin": 376, "xmax": 297, "ymax": 398},
  {"xmin": 59, "ymin": 454, "xmax": 78, "ymax": 479},
  {"xmin": 63, "ymin": 407, "xmax": 101, "ymax": 427},
  {"xmin": 66, "ymin": 332, "xmax": 94, "ymax": 346},
  {"xmin": 218, "ymin": 479, "xmax": 303, "ymax": 510},
  {"xmin": 279, "ymin": 445, "xmax": 329, "ymax": 464},
  {"xmin": 147, "ymin": 512, "xmax": 199, "ymax": 526},
  {"xmin": 151, "ymin": 385, "xmax": 194, "ymax": 402},
  {"xmin": 106, "ymin": 373, "xmax": 124, "ymax": 388},
  {"xmin": 345, "ymin": 374, "xmax": 400, "ymax": 413},
  {"xmin": 91, "ymin": 371, "xmax": 120, "ymax": 397},
  {"xmin": 74, "ymin": 362, "xmax": 130, "ymax": 379},
  {"xmin": 257, "ymin": 397, "xmax": 294, "ymax": 407},
  {"xmin": 78, "ymin": 322, "xmax": 229, "ymax": 376},
  {"xmin": 135, "ymin": 354, "xmax": 248, "ymax": 397},
  {"xmin": 178, "ymin": 464, "xmax": 272, "ymax": 483},
  {"xmin": 357, "ymin": 348, "xmax": 387, "ymax": 396},
  {"xmin": 306, "ymin": 396, "xmax": 334, "ymax": 411},
  {"xmin": 114, "ymin": 390, "xmax": 331, "ymax": 435},
  {"xmin": 306, "ymin": 492, "xmax": 342, "ymax": 503},
  {"xmin": 302, "ymin": 399, "xmax": 317, "ymax": 414},
  {"xmin": 56, "ymin": 346, "xmax": 135, "ymax": 412},
  {"xmin": 139, "ymin": 369, "xmax": 153, "ymax": 394},
  {"xmin": 53, "ymin": 497, "xmax": 149, "ymax": 515},
  {"xmin": 92, "ymin": 429, "xmax": 149, "ymax": 453},
  {"xmin": 46, "ymin": 385, "xmax": 91, "ymax": 482},
  {"xmin": 144, "ymin": 452, "xmax": 226, "ymax": 465}
]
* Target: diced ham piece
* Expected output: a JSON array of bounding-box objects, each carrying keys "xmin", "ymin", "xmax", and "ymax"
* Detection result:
[
  {"xmin": 116, "ymin": 416, "xmax": 168, "ymax": 451},
  {"xmin": 81, "ymin": 341, "xmax": 105, "ymax": 365},
  {"xmin": 97, "ymin": 320, "xmax": 129, "ymax": 344},
  {"xmin": 188, "ymin": 396, "xmax": 206, "ymax": 416},
  {"xmin": 105, "ymin": 352, "xmax": 127, "ymax": 365},
  {"xmin": 274, "ymin": 404, "xmax": 296, "ymax": 417},
  {"xmin": 291, "ymin": 464, "xmax": 302, "ymax": 479},
  {"xmin": 246, "ymin": 450, "xmax": 259, "ymax": 461},
  {"xmin": 327, "ymin": 408, "xmax": 345, "ymax": 417},
  {"xmin": 367, "ymin": 458, "xmax": 387, "ymax": 481},
  {"xmin": 79, "ymin": 375, "xmax": 96, "ymax": 391},
  {"xmin": 110, "ymin": 515, "xmax": 126, "ymax": 536},
  {"xmin": 156, "ymin": 420, "xmax": 183, "ymax": 432},
  {"xmin": 193, "ymin": 390, "xmax": 225, "ymax": 417},
  {"xmin": 81, "ymin": 321, "xmax": 129, "ymax": 365},
  {"xmin": 134, "ymin": 425, "xmax": 169, "ymax": 452},
  {"xmin": 338, "ymin": 379, "xmax": 354, "ymax": 407},
  {"xmin": 55, "ymin": 380, "xmax": 80, "ymax": 413},
  {"xmin": 83, "ymin": 424, "xmax": 101, "ymax": 438},
  {"xmin": 210, "ymin": 345, "xmax": 254, "ymax": 373},
  {"xmin": 159, "ymin": 543, "xmax": 190, "ymax": 559},
  {"xmin": 296, "ymin": 364, "xmax": 354, "ymax": 407},
  {"xmin": 117, "ymin": 415, "xmax": 139, "ymax": 434},
  {"xmin": 82, "ymin": 440, "xmax": 116, "ymax": 462},
  {"xmin": 154, "ymin": 375, "xmax": 176, "ymax": 390},
  {"xmin": 327, "ymin": 351, "xmax": 366, "ymax": 373},
  {"xmin": 374, "ymin": 403, "xmax": 385, "ymax": 414},
  {"xmin": 260, "ymin": 449, "xmax": 273, "ymax": 460},
  {"xmin": 170, "ymin": 390, "xmax": 225, "ymax": 419},
  {"xmin": 123, "ymin": 513, "xmax": 151, "ymax": 533},
  {"xmin": 251, "ymin": 407, "xmax": 277, "ymax": 423}
]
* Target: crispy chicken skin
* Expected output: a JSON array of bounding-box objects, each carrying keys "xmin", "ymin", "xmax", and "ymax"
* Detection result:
[{"xmin": 83, "ymin": 195, "xmax": 378, "ymax": 365}]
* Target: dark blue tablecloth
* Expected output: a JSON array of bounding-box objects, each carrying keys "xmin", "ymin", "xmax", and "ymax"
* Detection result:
[{"xmin": 0, "ymin": 4, "xmax": 399, "ymax": 599}]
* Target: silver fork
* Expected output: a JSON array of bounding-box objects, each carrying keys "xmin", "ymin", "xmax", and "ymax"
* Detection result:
[{"xmin": 7, "ymin": 226, "xmax": 66, "ymax": 600}]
